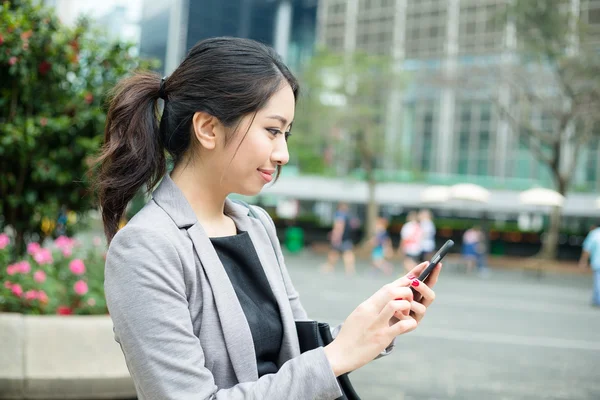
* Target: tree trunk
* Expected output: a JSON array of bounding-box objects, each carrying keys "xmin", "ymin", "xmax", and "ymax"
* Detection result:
[
  {"xmin": 364, "ymin": 177, "xmax": 379, "ymax": 244},
  {"xmin": 538, "ymin": 179, "xmax": 566, "ymax": 260}
]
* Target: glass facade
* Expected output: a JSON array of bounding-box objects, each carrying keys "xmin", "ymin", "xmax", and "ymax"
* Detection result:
[
  {"xmin": 139, "ymin": 0, "xmax": 318, "ymax": 74},
  {"xmin": 319, "ymin": 0, "xmax": 600, "ymax": 192}
]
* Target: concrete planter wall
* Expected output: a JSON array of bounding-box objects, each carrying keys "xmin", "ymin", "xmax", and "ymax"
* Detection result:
[{"xmin": 0, "ymin": 313, "xmax": 136, "ymax": 399}]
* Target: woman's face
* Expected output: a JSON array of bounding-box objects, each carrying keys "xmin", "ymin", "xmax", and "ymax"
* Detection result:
[{"xmin": 218, "ymin": 83, "xmax": 295, "ymax": 196}]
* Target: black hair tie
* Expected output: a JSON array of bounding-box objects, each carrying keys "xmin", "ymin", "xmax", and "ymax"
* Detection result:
[{"xmin": 158, "ymin": 76, "xmax": 168, "ymax": 100}]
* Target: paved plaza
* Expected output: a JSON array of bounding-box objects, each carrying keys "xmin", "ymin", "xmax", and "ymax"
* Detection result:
[{"xmin": 285, "ymin": 251, "xmax": 600, "ymax": 400}]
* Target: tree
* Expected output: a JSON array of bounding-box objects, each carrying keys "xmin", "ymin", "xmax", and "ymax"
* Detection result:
[
  {"xmin": 0, "ymin": 0, "xmax": 157, "ymax": 254},
  {"xmin": 293, "ymin": 49, "xmax": 402, "ymax": 240},
  {"xmin": 459, "ymin": 0, "xmax": 600, "ymax": 259}
]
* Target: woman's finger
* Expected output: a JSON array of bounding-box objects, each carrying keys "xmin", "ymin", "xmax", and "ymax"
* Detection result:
[
  {"xmin": 404, "ymin": 261, "xmax": 430, "ymax": 280},
  {"xmin": 376, "ymin": 299, "xmax": 411, "ymax": 326},
  {"xmin": 370, "ymin": 285, "xmax": 413, "ymax": 311},
  {"xmin": 388, "ymin": 315, "xmax": 418, "ymax": 337},
  {"xmin": 409, "ymin": 300, "xmax": 427, "ymax": 322},
  {"xmin": 423, "ymin": 262, "xmax": 443, "ymax": 288},
  {"xmin": 409, "ymin": 278, "xmax": 436, "ymax": 307}
]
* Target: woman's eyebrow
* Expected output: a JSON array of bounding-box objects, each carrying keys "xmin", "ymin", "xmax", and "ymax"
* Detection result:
[{"xmin": 266, "ymin": 115, "xmax": 293, "ymax": 126}]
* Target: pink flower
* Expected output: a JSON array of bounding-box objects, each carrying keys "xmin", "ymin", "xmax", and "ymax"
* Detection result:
[
  {"xmin": 27, "ymin": 242, "xmax": 41, "ymax": 255},
  {"xmin": 4, "ymin": 281, "xmax": 12, "ymax": 289},
  {"xmin": 24, "ymin": 290, "xmax": 37, "ymax": 301},
  {"xmin": 69, "ymin": 259, "xmax": 85, "ymax": 275},
  {"xmin": 33, "ymin": 248, "xmax": 53, "ymax": 265},
  {"xmin": 73, "ymin": 280, "xmax": 88, "ymax": 295},
  {"xmin": 37, "ymin": 290, "xmax": 49, "ymax": 304},
  {"xmin": 61, "ymin": 247, "xmax": 72, "ymax": 257},
  {"xmin": 6, "ymin": 264, "xmax": 18, "ymax": 276},
  {"xmin": 93, "ymin": 236, "xmax": 102, "ymax": 247},
  {"xmin": 8, "ymin": 56, "xmax": 18, "ymax": 66},
  {"xmin": 54, "ymin": 235, "xmax": 73, "ymax": 249},
  {"xmin": 0, "ymin": 233, "xmax": 9, "ymax": 249},
  {"xmin": 11, "ymin": 284, "xmax": 23, "ymax": 297},
  {"xmin": 33, "ymin": 270, "xmax": 46, "ymax": 283},
  {"xmin": 17, "ymin": 261, "xmax": 31, "ymax": 274}
]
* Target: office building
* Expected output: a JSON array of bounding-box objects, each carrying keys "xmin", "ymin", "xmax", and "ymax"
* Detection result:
[{"xmin": 317, "ymin": 0, "xmax": 600, "ymax": 192}]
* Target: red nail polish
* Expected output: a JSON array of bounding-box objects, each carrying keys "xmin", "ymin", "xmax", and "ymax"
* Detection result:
[
  {"xmin": 411, "ymin": 279, "xmax": 420, "ymax": 287},
  {"xmin": 395, "ymin": 297, "xmax": 403, "ymax": 300}
]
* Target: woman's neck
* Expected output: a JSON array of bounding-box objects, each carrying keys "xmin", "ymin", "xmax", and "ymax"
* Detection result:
[{"xmin": 170, "ymin": 165, "xmax": 236, "ymax": 236}]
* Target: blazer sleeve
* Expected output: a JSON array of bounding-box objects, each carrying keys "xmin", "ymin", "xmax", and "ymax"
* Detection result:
[{"xmin": 105, "ymin": 226, "xmax": 342, "ymax": 400}]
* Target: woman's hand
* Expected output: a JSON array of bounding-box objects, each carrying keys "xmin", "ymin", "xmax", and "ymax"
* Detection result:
[
  {"xmin": 324, "ymin": 261, "xmax": 441, "ymax": 376},
  {"xmin": 407, "ymin": 261, "xmax": 442, "ymax": 323}
]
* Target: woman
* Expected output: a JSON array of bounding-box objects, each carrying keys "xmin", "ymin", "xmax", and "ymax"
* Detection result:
[{"xmin": 95, "ymin": 37, "xmax": 441, "ymax": 399}]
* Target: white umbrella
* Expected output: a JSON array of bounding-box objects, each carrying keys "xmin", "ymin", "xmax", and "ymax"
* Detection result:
[
  {"xmin": 419, "ymin": 185, "xmax": 451, "ymax": 204},
  {"xmin": 519, "ymin": 188, "xmax": 565, "ymax": 208},
  {"xmin": 450, "ymin": 183, "xmax": 491, "ymax": 203}
]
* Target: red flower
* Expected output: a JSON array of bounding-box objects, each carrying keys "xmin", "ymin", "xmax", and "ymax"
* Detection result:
[
  {"xmin": 57, "ymin": 306, "xmax": 73, "ymax": 315},
  {"xmin": 38, "ymin": 61, "xmax": 51, "ymax": 75},
  {"xmin": 0, "ymin": 34, "xmax": 4, "ymax": 45},
  {"xmin": 84, "ymin": 93, "xmax": 94, "ymax": 104},
  {"xmin": 8, "ymin": 56, "xmax": 17, "ymax": 66}
]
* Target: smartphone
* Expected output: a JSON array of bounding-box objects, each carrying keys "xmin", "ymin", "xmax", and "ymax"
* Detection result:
[{"xmin": 417, "ymin": 239, "xmax": 454, "ymax": 282}]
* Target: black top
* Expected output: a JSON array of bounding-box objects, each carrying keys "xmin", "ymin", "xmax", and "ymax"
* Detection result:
[{"xmin": 210, "ymin": 231, "xmax": 283, "ymax": 377}]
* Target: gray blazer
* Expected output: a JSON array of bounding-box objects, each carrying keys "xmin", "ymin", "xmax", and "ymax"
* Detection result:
[{"xmin": 105, "ymin": 175, "xmax": 392, "ymax": 400}]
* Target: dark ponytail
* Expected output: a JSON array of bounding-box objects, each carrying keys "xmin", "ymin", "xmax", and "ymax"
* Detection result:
[
  {"xmin": 93, "ymin": 72, "xmax": 165, "ymax": 243},
  {"xmin": 92, "ymin": 37, "xmax": 299, "ymax": 243}
]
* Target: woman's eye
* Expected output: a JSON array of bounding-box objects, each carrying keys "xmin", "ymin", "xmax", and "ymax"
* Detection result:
[{"xmin": 267, "ymin": 128, "xmax": 291, "ymax": 140}]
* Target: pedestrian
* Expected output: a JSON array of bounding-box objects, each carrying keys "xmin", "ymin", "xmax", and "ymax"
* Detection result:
[
  {"xmin": 321, "ymin": 202, "xmax": 356, "ymax": 275},
  {"xmin": 579, "ymin": 223, "xmax": 600, "ymax": 308},
  {"xmin": 93, "ymin": 37, "xmax": 442, "ymax": 399},
  {"xmin": 418, "ymin": 209, "xmax": 436, "ymax": 262},
  {"xmin": 369, "ymin": 216, "xmax": 393, "ymax": 275},
  {"xmin": 462, "ymin": 226, "xmax": 485, "ymax": 274},
  {"xmin": 399, "ymin": 211, "xmax": 423, "ymax": 273}
]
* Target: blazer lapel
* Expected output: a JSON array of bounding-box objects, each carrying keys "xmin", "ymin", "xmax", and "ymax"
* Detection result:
[
  {"xmin": 227, "ymin": 200, "xmax": 301, "ymax": 365},
  {"xmin": 152, "ymin": 176, "xmax": 258, "ymax": 383},
  {"xmin": 186, "ymin": 223, "xmax": 258, "ymax": 383}
]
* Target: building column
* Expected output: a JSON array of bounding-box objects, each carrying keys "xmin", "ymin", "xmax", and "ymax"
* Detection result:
[
  {"xmin": 316, "ymin": 0, "xmax": 328, "ymax": 47},
  {"xmin": 495, "ymin": 15, "xmax": 517, "ymax": 179},
  {"xmin": 274, "ymin": 0, "xmax": 293, "ymax": 63},
  {"xmin": 165, "ymin": 0, "xmax": 189, "ymax": 75},
  {"xmin": 343, "ymin": 0, "xmax": 358, "ymax": 55},
  {"xmin": 383, "ymin": 0, "xmax": 407, "ymax": 170},
  {"xmin": 437, "ymin": 0, "xmax": 459, "ymax": 174}
]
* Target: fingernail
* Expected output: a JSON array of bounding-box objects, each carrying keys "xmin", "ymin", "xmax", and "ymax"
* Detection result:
[
  {"xmin": 395, "ymin": 297, "xmax": 403, "ymax": 300},
  {"xmin": 411, "ymin": 279, "xmax": 420, "ymax": 287},
  {"xmin": 407, "ymin": 275, "xmax": 416, "ymax": 280}
]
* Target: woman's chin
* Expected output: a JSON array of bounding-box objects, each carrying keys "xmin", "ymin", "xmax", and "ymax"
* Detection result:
[{"xmin": 236, "ymin": 185, "xmax": 263, "ymax": 197}]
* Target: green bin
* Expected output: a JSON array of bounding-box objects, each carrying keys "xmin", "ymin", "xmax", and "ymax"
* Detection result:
[{"xmin": 285, "ymin": 226, "xmax": 304, "ymax": 253}]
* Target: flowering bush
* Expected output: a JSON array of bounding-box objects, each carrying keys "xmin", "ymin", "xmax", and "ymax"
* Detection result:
[{"xmin": 0, "ymin": 233, "xmax": 108, "ymax": 315}]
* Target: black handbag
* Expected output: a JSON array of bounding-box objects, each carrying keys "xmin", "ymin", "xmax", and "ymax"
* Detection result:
[
  {"xmin": 231, "ymin": 200, "xmax": 361, "ymax": 400},
  {"xmin": 295, "ymin": 320, "xmax": 361, "ymax": 400}
]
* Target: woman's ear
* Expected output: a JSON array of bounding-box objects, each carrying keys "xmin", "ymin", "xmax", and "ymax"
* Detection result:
[{"xmin": 192, "ymin": 111, "xmax": 221, "ymax": 150}]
